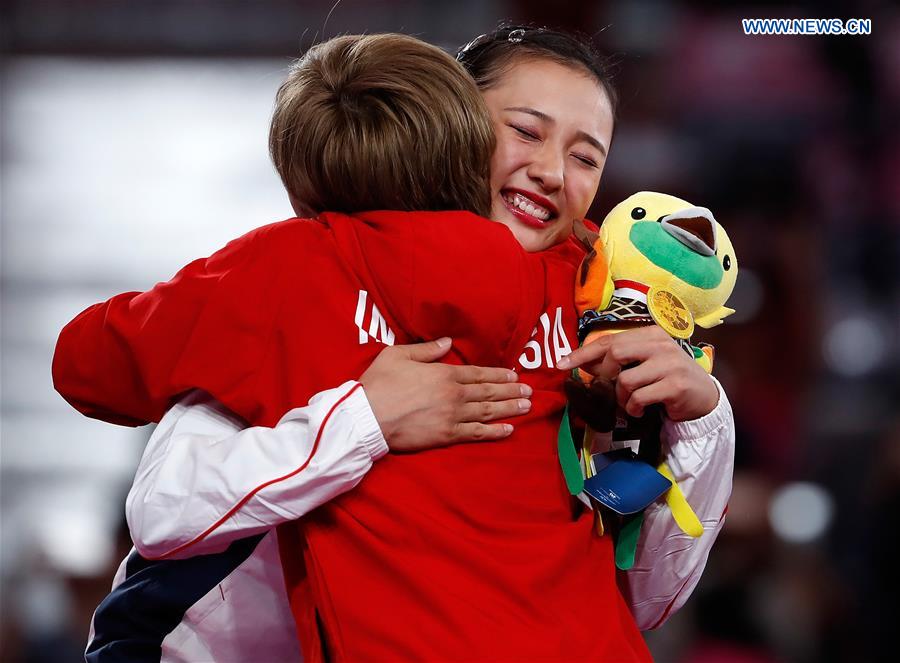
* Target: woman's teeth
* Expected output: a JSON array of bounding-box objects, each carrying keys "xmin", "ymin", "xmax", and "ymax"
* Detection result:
[{"xmin": 504, "ymin": 192, "xmax": 551, "ymax": 221}]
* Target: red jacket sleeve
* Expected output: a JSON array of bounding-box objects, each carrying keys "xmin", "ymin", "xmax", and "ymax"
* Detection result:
[{"xmin": 52, "ymin": 225, "xmax": 284, "ymax": 426}]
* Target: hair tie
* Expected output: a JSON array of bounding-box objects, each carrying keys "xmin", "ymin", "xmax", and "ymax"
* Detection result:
[{"xmin": 507, "ymin": 28, "xmax": 526, "ymax": 43}]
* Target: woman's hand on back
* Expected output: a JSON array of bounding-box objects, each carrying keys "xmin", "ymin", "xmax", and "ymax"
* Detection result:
[{"xmin": 360, "ymin": 338, "xmax": 531, "ymax": 451}]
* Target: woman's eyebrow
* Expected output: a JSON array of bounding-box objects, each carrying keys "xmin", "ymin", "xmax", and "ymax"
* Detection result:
[
  {"xmin": 504, "ymin": 106, "xmax": 607, "ymax": 156},
  {"xmin": 505, "ymin": 106, "xmax": 552, "ymax": 122},
  {"xmin": 576, "ymin": 130, "xmax": 607, "ymax": 157}
]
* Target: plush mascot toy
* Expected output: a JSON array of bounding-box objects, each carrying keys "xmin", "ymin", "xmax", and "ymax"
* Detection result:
[{"xmin": 559, "ymin": 191, "xmax": 738, "ymax": 569}]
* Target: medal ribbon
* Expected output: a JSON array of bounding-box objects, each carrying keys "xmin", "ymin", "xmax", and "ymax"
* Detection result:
[
  {"xmin": 557, "ymin": 405, "xmax": 584, "ymax": 495},
  {"xmin": 657, "ymin": 462, "xmax": 703, "ymax": 538},
  {"xmin": 615, "ymin": 512, "xmax": 643, "ymax": 570}
]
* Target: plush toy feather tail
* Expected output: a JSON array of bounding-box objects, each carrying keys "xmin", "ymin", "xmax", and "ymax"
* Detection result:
[{"xmin": 575, "ymin": 239, "xmax": 614, "ymax": 315}]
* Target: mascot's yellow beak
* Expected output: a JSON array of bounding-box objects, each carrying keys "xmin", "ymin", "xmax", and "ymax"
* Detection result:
[{"xmin": 660, "ymin": 207, "xmax": 716, "ymax": 257}]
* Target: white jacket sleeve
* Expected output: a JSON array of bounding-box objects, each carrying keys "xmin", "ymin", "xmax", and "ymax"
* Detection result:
[
  {"xmin": 621, "ymin": 376, "xmax": 735, "ymax": 630},
  {"xmin": 126, "ymin": 381, "xmax": 388, "ymax": 560}
]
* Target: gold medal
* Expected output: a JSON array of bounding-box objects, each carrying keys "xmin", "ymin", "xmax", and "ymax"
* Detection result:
[{"xmin": 647, "ymin": 287, "xmax": 694, "ymax": 339}]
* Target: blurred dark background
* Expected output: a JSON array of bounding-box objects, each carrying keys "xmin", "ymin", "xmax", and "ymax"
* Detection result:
[{"xmin": 1, "ymin": 1, "xmax": 898, "ymax": 661}]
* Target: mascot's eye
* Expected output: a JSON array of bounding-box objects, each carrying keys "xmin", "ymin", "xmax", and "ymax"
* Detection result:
[
  {"xmin": 631, "ymin": 207, "xmax": 646, "ymax": 220},
  {"xmin": 723, "ymin": 255, "xmax": 732, "ymax": 271}
]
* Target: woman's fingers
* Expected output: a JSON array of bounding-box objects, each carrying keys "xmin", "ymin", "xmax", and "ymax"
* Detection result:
[
  {"xmin": 614, "ymin": 359, "xmax": 663, "ymax": 408},
  {"xmin": 594, "ymin": 347, "xmax": 626, "ymax": 382},
  {"xmin": 458, "ymin": 397, "xmax": 531, "ymax": 423},
  {"xmin": 556, "ymin": 334, "xmax": 612, "ymax": 371},
  {"xmin": 622, "ymin": 380, "xmax": 671, "ymax": 418},
  {"xmin": 613, "ymin": 343, "xmax": 719, "ymax": 421},
  {"xmin": 450, "ymin": 422, "xmax": 515, "ymax": 442},
  {"xmin": 558, "ymin": 326, "xmax": 676, "ymax": 375},
  {"xmin": 398, "ymin": 336, "xmax": 453, "ymax": 362},
  {"xmin": 360, "ymin": 339, "xmax": 528, "ymax": 450},
  {"xmin": 460, "ymin": 381, "xmax": 531, "ymax": 403},
  {"xmin": 449, "ymin": 364, "xmax": 518, "ymax": 385},
  {"xmin": 569, "ymin": 336, "xmax": 649, "ymax": 380}
]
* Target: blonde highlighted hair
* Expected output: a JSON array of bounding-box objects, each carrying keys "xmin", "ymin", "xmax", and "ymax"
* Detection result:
[{"xmin": 269, "ymin": 33, "xmax": 495, "ymax": 217}]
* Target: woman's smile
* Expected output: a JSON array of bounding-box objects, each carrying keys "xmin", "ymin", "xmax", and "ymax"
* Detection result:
[{"xmin": 501, "ymin": 188, "xmax": 558, "ymax": 226}]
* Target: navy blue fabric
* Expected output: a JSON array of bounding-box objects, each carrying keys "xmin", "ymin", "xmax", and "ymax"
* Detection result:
[{"xmin": 86, "ymin": 534, "xmax": 264, "ymax": 663}]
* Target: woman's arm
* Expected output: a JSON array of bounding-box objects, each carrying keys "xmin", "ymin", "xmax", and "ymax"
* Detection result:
[
  {"xmin": 52, "ymin": 227, "xmax": 274, "ymax": 426},
  {"xmin": 128, "ymin": 340, "xmax": 530, "ymax": 560},
  {"xmin": 558, "ymin": 326, "xmax": 736, "ymax": 628},
  {"xmin": 53, "ymin": 216, "xmax": 536, "ymax": 429},
  {"xmin": 127, "ymin": 382, "xmax": 383, "ymax": 560},
  {"xmin": 618, "ymin": 377, "xmax": 734, "ymax": 630}
]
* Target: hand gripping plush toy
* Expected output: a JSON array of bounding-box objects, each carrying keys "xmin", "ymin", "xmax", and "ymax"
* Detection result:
[{"xmin": 559, "ymin": 191, "xmax": 738, "ymax": 569}]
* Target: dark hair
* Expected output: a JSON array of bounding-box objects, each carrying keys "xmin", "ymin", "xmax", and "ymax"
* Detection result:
[
  {"xmin": 456, "ymin": 23, "xmax": 618, "ymax": 115},
  {"xmin": 270, "ymin": 33, "xmax": 494, "ymax": 217}
]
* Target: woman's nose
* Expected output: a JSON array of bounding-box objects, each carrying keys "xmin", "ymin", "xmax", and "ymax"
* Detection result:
[{"xmin": 526, "ymin": 145, "xmax": 564, "ymax": 192}]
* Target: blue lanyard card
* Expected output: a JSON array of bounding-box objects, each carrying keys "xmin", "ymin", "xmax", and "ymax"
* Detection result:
[{"xmin": 583, "ymin": 449, "xmax": 672, "ymax": 515}]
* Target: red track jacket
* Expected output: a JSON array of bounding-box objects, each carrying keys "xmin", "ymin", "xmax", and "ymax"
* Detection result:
[{"xmin": 54, "ymin": 210, "xmax": 649, "ymax": 661}]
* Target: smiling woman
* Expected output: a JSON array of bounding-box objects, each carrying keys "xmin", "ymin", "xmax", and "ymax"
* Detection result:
[
  {"xmin": 458, "ymin": 25, "xmax": 617, "ymax": 252},
  {"xmin": 483, "ymin": 59, "xmax": 614, "ymax": 250}
]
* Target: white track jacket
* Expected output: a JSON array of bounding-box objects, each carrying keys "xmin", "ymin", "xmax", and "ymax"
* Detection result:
[{"xmin": 87, "ymin": 379, "xmax": 734, "ymax": 663}]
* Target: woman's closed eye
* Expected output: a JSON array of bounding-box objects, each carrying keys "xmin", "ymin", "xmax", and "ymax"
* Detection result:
[
  {"xmin": 510, "ymin": 124, "xmax": 540, "ymax": 140},
  {"xmin": 572, "ymin": 153, "xmax": 599, "ymax": 168}
]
